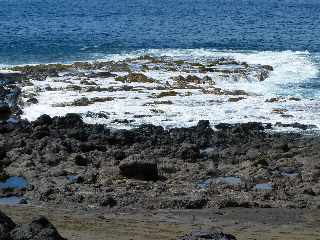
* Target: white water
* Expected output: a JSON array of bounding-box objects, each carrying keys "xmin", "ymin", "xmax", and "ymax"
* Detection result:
[{"xmin": 17, "ymin": 49, "xmax": 320, "ymax": 130}]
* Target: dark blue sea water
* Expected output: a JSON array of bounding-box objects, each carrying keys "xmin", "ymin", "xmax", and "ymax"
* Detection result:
[{"xmin": 0, "ymin": 0, "xmax": 320, "ymax": 64}]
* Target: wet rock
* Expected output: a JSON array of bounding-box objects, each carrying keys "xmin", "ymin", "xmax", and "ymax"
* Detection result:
[
  {"xmin": 119, "ymin": 156, "xmax": 158, "ymax": 181},
  {"xmin": 288, "ymin": 97, "xmax": 301, "ymax": 101},
  {"xmin": 177, "ymin": 231, "xmax": 237, "ymax": 240},
  {"xmin": 10, "ymin": 216, "xmax": 67, "ymax": 240},
  {"xmin": 64, "ymin": 97, "xmax": 90, "ymax": 107},
  {"xmin": 186, "ymin": 75, "xmax": 202, "ymax": 84},
  {"xmin": 53, "ymin": 96, "xmax": 114, "ymax": 107},
  {"xmin": 82, "ymin": 111, "xmax": 109, "ymax": 119},
  {"xmin": 26, "ymin": 98, "xmax": 38, "ymax": 104},
  {"xmin": 65, "ymin": 85, "xmax": 82, "ymax": 91},
  {"xmin": 272, "ymin": 108, "xmax": 288, "ymax": 114},
  {"xmin": 155, "ymin": 91, "xmax": 178, "ymax": 98},
  {"xmin": 10, "ymin": 64, "xmax": 69, "ymax": 80},
  {"xmin": 203, "ymin": 75, "xmax": 215, "ymax": 85},
  {"xmin": 87, "ymin": 71, "xmax": 116, "ymax": 78},
  {"xmin": 32, "ymin": 114, "xmax": 52, "ymax": 126},
  {"xmin": 197, "ymin": 120, "xmax": 211, "ymax": 130},
  {"xmin": 116, "ymin": 73, "xmax": 154, "ymax": 83},
  {"xmin": 228, "ymin": 97, "xmax": 246, "ymax": 102},
  {"xmin": 80, "ymin": 79, "xmax": 97, "ymax": 85},
  {"xmin": 275, "ymin": 122, "xmax": 317, "ymax": 130},
  {"xmin": 265, "ymin": 97, "xmax": 282, "ymax": 103},
  {"xmin": 53, "ymin": 113, "xmax": 83, "ymax": 128},
  {"xmin": 0, "ymin": 72, "xmax": 25, "ymax": 83},
  {"xmin": 257, "ymin": 68, "xmax": 270, "ymax": 81}
]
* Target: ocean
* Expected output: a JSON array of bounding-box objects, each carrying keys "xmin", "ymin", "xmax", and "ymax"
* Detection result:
[{"xmin": 1, "ymin": 0, "xmax": 320, "ymax": 129}]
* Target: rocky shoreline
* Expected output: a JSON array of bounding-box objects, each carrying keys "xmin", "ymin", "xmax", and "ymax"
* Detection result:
[
  {"xmin": 3, "ymin": 55, "xmax": 317, "ymax": 130},
  {"xmin": 0, "ymin": 114, "xmax": 319, "ymax": 211},
  {"xmin": 1, "ymin": 58, "xmax": 320, "ymax": 239}
]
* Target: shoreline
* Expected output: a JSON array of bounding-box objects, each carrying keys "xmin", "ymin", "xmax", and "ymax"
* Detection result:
[{"xmin": 0, "ymin": 55, "xmax": 320, "ymax": 239}]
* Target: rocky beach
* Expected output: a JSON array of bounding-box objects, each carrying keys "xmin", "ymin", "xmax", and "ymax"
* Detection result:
[{"xmin": 0, "ymin": 56, "xmax": 320, "ymax": 239}]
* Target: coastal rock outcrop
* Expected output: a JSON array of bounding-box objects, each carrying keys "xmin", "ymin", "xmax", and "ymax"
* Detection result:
[
  {"xmin": 0, "ymin": 114, "xmax": 319, "ymax": 210},
  {"xmin": 0, "ymin": 211, "xmax": 66, "ymax": 240}
]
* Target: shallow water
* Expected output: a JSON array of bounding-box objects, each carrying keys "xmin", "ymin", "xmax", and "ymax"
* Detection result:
[
  {"xmin": 0, "ymin": 196, "xmax": 27, "ymax": 205},
  {"xmin": 254, "ymin": 183, "xmax": 273, "ymax": 190},
  {"xmin": 199, "ymin": 176, "xmax": 241, "ymax": 189},
  {"xmin": 0, "ymin": 176, "xmax": 28, "ymax": 190}
]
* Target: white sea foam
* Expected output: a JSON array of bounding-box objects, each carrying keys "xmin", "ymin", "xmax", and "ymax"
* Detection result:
[{"xmin": 19, "ymin": 49, "xmax": 320, "ymax": 130}]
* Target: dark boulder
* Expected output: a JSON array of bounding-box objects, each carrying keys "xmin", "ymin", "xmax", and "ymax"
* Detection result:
[
  {"xmin": 98, "ymin": 195, "xmax": 117, "ymax": 207},
  {"xmin": 53, "ymin": 113, "xmax": 83, "ymax": 128},
  {"xmin": 0, "ymin": 147, "xmax": 6, "ymax": 160},
  {"xmin": 196, "ymin": 120, "xmax": 211, "ymax": 131},
  {"xmin": 33, "ymin": 114, "xmax": 53, "ymax": 126},
  {"xmin": 10, "ymin": 216, "xmax": 66, "ymax": 240},
  {"xmin": 119, "ymin": 156, "xmax": 158, "ymax": 181},
  {"xmin": 0, "ymin": 210, "xmax": 16, "ymax": 239},
  {"xmin": 177, "ymin": 230, "xmax": 237, "ymax": 240},
  {"xmin": 73, "ymin": 154, "xmax": 90, "ymax": 166},
  {"xmin": 26, "ymin": 98, "xmax": 39, "ymax": 104},
  {"xmin": 0, "ymin": 104, "xmax": 11, "ymax": 121}
]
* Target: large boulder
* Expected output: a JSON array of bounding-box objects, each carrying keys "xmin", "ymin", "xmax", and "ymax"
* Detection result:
[
  {"xmin": 177, "ymin": 231, "xmax": 237, "ymax": 240},
  {"xmin": 0, "ymin": 103, "xmax": 11, "ymax": 121},
  {"xmin": 32, "ymin": 114, "xmax": 53, "ymax": 126},
  {"xmin": 10, "ymin": 216, "xmax": 66, "ymax": 240},
  {"xmin": 119, "ymin": 155, "xmax": 158, "ymax": 181},
  {"xmin": 0, "ymin": 211, "xmax": 16, "ymax": 239}
]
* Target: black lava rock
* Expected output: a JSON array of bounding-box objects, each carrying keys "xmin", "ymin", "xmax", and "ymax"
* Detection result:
[{"xmin": 119, "ymin": 156, "xmax": 158, "ymax": 181}]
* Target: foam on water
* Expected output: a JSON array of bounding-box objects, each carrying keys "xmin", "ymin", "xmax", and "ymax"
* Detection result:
[
  {"xmin": 17, "ymin": 49, "xmax": 320, "ymax": 130},
  {"xmin": 95, "ymin": 49, "xmax": 319, "ymax": 98}
]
